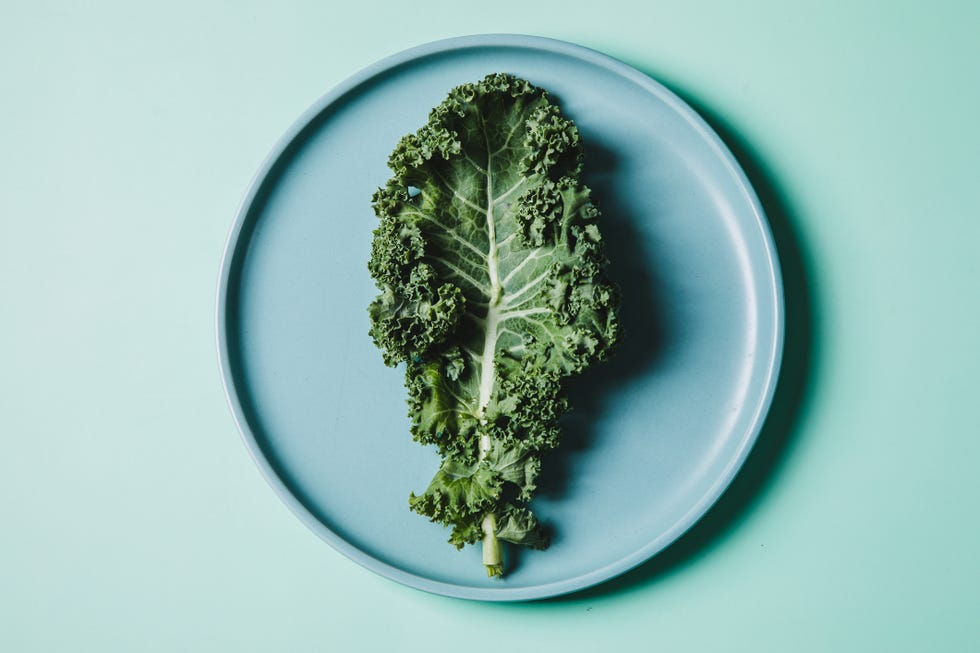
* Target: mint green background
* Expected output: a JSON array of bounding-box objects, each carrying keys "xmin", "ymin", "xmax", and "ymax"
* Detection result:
[{"xmin": 3, "ymin": 1, "xmax": 978, "ymax": 650}]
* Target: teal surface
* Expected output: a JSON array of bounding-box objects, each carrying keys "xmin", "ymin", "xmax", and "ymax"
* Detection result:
[{"xmin": 2, "ymin": 0, "xmax": 978, "ymax": 650}]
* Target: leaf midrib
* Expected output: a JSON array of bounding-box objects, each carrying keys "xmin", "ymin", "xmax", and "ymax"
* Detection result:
[{"xmin": 476, "ymin": 119, "xmax": 502, "ymax": 431}]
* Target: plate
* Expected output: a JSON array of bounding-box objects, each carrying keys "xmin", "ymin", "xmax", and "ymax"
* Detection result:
[{"xmin": 216, "ymin": 34, "xmax": 783, "ymax": 601}]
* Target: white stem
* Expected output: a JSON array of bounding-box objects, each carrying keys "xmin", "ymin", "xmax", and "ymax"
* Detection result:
[
  {"xmin": 477, "ymin": 131, "xmax": 502, "ymax": 433},
  {"xmin": 482, "ymin": 513, "xmax": 503, "ymax": 578}
]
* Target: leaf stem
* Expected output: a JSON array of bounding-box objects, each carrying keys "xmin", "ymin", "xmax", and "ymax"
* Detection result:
[{"xmin": 482, "ymin": 513, "xmax": 503, "ymax": 578}]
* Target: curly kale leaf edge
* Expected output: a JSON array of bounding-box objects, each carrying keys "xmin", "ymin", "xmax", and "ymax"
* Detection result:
[{"xmin": 367, "ymin": 73, "xmax": 621, "ymax": 577}]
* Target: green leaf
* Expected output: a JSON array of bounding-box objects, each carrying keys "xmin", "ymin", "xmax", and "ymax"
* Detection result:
[{"xmin": 368, "ymin": 73, "xmax": 621, "ymax": 574}]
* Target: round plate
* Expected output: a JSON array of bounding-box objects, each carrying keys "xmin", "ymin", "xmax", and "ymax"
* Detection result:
[{"xmin": 217, "ymin": 34, "xmax": 783, "ymax": 601}]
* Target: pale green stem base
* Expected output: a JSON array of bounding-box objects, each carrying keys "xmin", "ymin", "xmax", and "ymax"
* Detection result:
[{"xmin": 482, "ymin": 513, "xmax": 503, "ymax": 578}]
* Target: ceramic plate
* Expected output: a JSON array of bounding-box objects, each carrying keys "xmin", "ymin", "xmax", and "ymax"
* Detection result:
[{"xmin": 216, "ymin": 34, "xmax": 783, "ymax": 601}]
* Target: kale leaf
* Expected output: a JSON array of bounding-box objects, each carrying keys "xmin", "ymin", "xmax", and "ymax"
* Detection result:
[{"xmin": 368, "ymin": 73, "xmax": 620, "ymax": 577}]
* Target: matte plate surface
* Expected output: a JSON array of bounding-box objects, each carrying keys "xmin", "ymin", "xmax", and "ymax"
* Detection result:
[{"xmin": 217, "ymin": 35, "xmax": 783, "ymax": 601}]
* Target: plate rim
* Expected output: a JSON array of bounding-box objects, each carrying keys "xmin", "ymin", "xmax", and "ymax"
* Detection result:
[{"xmin": 215, "ymin": 33, "xmax": 785, "ymax": 601}]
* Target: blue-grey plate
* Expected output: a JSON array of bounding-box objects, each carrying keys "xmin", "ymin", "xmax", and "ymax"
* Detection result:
[{"xmin": 216, "ymin": 34, "xmax": 783, "ymax": 601}]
